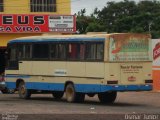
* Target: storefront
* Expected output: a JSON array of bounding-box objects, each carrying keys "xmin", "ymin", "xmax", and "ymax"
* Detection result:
[{"xmin": 152, "ymin": 39, "xmax": 160, "ymax": 91}]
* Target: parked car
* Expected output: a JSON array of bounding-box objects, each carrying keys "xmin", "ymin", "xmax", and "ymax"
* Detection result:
[{"xmin": 0, "ymin": 73, "xmax": 5, "ymax": 91}]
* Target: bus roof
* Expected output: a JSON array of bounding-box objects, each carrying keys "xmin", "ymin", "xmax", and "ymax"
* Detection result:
[
  {"xmin": 8, "ymin": 34, "xmax": 108, "ymax": 44},
  {"xmin": 8, "ymin": 37, "xmax": 105, "ymax": 44},
  {"xmin": 8, "ymin": 33, "xmax": 150, "ymax": 44}
]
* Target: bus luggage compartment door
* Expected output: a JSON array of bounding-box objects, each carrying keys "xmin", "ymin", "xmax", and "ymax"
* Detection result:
[{"xmin": 120, "ymin": 63, "xmax": 144, "ymax": 85}]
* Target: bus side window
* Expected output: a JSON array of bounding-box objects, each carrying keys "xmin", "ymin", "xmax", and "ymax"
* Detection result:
[
  {"xmin": 50, "ymin": 44, "xmax": 59, "ymax": 59},
  {"xmin": 67, "ymin": 43, "xmax": 85, "ymax": 61},
  {"xmin": 33, "ymin": 43, "xmax": 49, "ymax": 59},
  {"xmin": 86, "ymin": 42, "xmax": 104, "ymax": 61},
  {"xmin": 18, "ymin": 44, "xmax": 32, "ymax": 60},
  {"xmin": 10, "ymin": 46, "xmax": 17, "ymax": 61},
  {"xmin": 80, "ymin": 44, "xmax": 85, "ymax": 60},
  {"xmin": 18, "ymin": 44, "xmax": 25, "ymax": 60},
  {"xmin": 58, "ymin": 43, "xmax": 67, "ymax": 60},
  {"xmin": 50, "ymin": 43, "xmax": 67, "ymax": 60},
  {"xmin": 96, "ymin": 43, "xmax": 104, "ymax": 60},
  {"xmin": 86, "ymin": 43, "xmax": 97, "ymax": 60},
  {"xmin": 25, "ymin": 44, "xmax": 32, "ymax": 59},
  {"xmin": 50, "ymin": 44, "xmax": 55, "ymax": 59},
  {"xmin": 68, "ymin": 43, "xmax": 81, "ymax": 60}
]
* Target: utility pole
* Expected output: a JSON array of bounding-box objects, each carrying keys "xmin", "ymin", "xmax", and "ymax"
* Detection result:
[{"xmin": 149, "ymin": 22, "xmax": 152, "ymax": 33}]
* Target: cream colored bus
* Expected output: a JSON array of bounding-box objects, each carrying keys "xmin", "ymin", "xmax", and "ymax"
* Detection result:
[{"xmin": 5, "ymin": 33, "xmax": 153, "ymax": 103}]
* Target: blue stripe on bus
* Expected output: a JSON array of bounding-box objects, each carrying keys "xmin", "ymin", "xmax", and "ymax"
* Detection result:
[
  {"xmin": 8, "ymin": 37, "xmax": 105, "ymax": 44},
  {"xmin": 6, "ymin": 82, "xmax": 16, "ymax": 89},
  {"xmin": 5, "ymin": 82, "xmax": 152, "ymax": 92},
  {"xmin": 5, "ymin": 75, "xmax": 31, "ymax": 79},
  {"xmin": 26, "ymin": 82, "xmax": 65, "ymax": 91}
]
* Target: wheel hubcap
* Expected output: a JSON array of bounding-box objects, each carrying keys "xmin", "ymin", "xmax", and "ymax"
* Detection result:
[
  {"xmin": 21, "ymin": 85, "xmax": 26, "ymax": 95},
  {"xmin": 66, "ymin": 88, "xmax": 74, "ymax": 100}
]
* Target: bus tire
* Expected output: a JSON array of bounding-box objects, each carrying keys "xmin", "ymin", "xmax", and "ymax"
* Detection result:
[
  {"xmin": 98, "ymin": 91, "xmax": 117, "ymax": 104},
  {"xmin": 18, "ymin": 81, "xmax": 31, "ymax": 99},
  {"xmin": 65, "ymin": 83, "xmax": 85, "ymax": 103},
  {"xmin": 52, "ymin": 91, "xmax": 64, "ymax": 100}
]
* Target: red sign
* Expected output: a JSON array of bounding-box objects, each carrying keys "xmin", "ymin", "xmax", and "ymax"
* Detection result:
[
  {"xmin": 0, "ymin": 14, "xmax": 76, "ymax": 33},
  {"xmin": 153, "ymin": 43, "xmax": 160, "ymax": 60},
  {"xmin": 128, "ymin": 76, "xmax": 136, "ymax": 81}
]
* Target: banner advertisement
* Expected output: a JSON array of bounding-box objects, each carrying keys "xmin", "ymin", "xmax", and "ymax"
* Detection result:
[
  {"xmin": 0, "ymin": 14, "xmax": 76, "ymax": 33},
  {"xmin": 109, "ymin": 34, "xmax": 152, "ymax": 62}
]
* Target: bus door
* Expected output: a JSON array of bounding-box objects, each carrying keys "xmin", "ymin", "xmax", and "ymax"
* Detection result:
[
  {"xmin": 0, "ymin": 48, "xmax": 6, "ymax": 74},
  {"xmin": 7, "ymin": 44, "xmax": 19, "ymax": 70}
]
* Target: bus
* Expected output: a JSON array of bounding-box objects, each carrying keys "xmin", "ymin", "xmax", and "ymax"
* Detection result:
[{"xmin": 5, "ymin": 33, "xmax": 153, "ymax": 103}]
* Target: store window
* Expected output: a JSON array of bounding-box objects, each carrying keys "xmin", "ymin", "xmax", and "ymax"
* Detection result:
[
  {"xmin": 0, "ymin": 0, "xmax": 4, "ymax": 12},
  {"xmin": 30, "ymin": 0, "xmax": 56, "ymax": 12}
]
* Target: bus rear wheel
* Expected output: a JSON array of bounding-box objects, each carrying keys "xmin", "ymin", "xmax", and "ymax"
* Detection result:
[
  {"xmin": 18, "ymin": 82, "xmax": 31, "ymax": 99},
  {"xmin": 52, "ymin": 91, "xmax": 64, "ymax": 100},
  {"xmin": 65, "ymin": 83, "xmax": 85, "ymax": 103},
  {"xmin": 98, "ymin": 91, "xmax": 117, "ymax": 104}
]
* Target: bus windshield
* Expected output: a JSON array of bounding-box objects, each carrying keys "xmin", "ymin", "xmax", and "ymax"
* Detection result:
[{"xmin": 109, "ymin": 34, "xmax": 152, "ymax": 62}]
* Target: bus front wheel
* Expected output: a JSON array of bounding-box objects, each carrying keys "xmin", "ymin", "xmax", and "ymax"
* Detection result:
[
  {"xmin": 18, "ymin": 82, "xmax": 31, "ymax": 99},
  {"xmin": 65, "ymin": 83, "xmax": 85, "ymax": 103},
  {"xmin": 52, "ymin": 91, "xmax": 64, "ymax": 100},
  {"xmin": 98, "ymin": 91, "xmax": 117, "ymax": 104}
]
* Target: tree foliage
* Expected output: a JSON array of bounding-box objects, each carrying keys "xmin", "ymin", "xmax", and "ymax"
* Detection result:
[
  {"xmin": 76, "ymin": 0, "xmax": 160, "ymax": 38},
  {"xmin": 76, "ymin": 8, "xmax": 105, "ymax": 34}
]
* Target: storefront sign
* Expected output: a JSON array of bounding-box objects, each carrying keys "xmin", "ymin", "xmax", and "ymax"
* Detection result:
[
  {"xmin": 152, "ymin": 39, "xmax": 160, "ymax": 91},
  {"xmin": 0, "ymin": 14, "xmax": 76, "ymax": 33},
  {"xmin": 152, "ymin": 39, "xmax": 160, "ymax": 66},
  {"xmin": 153, "ymin": 42, "xmax": 160, "ymax": 61}
]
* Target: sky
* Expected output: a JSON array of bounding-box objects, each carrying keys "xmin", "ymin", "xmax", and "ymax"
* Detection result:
[{"xmin": 71, "ymin": 0, "xmax": 140, "ymax": 15}]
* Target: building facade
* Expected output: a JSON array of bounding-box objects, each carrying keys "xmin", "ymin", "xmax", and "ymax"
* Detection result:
[
  {"xmin": 0, "ymin": 0, "xmax": 71, "ymax": 74},
  {"xmin": 0, "ymin": 0, "xmax": 71, "ymax": 47},
  {"xmin": 1, "ymin": 0, "xmax": 70, "ymax": 14}
]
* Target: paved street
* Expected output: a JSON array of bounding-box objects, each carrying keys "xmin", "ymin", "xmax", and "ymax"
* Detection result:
[
  {"xmin": 0, "ymin": 92, "xmax": 160, "ymax": 120},
  {"xmin": 0, "ymin": 92, "xmax": 160, "ymax": 114}
]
